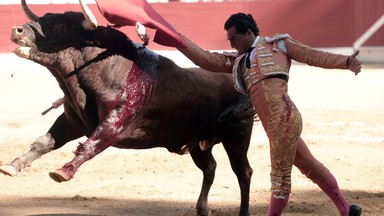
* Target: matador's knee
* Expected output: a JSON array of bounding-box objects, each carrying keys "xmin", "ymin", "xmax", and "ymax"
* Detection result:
[{"xmin": 298, "ymin": 162, "xmax": 330, "ymax": 184}]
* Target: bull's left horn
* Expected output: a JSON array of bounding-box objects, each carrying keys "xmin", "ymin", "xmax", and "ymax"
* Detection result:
[
  {"xmin": 21, "ymin": 0, "xmax": 39, "ymax": 21},
  {"xmin": 79, "ymin": 0, "xmax": 98, "ymax": 30}
]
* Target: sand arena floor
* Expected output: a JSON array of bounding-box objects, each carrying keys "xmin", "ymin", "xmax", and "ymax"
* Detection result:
[{"xmin": 0, "ymin": 52, "xmax": 383, "ymax": 215}]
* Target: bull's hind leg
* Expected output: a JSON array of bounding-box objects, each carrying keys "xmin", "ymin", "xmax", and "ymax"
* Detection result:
[
  {"xmin": 0, "ymin": 113, "xmax": 83, "ymax": 176},
  {"xmin": 221, "ymin": 136, "xmax": 253, "ymax": 216},
  {"xmin": 189, "ymin": 144, "xmax": 217, "ymax": 216}
]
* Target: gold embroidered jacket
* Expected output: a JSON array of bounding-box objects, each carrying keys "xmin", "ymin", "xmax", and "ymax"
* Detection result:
[{"xmin": 178, "ymin": 33, "xmax": 349, "ymax": 94}]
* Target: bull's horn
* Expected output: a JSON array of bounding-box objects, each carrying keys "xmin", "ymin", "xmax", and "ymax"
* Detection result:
[
  {"xmin": 21, "ymin": 0, "xmax": 39, "ymax": 21},
  {"xmin": 79, "ymin": 0, "xmax": 98, "ymax": 30}
]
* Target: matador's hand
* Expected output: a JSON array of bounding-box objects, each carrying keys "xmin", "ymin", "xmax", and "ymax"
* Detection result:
[{"xmin": 347, "ymin": 50, "xmax": 362, "ymax": 76}]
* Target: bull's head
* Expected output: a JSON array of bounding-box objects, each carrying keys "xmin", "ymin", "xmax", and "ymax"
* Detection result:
[{"xmin": 11, "ymin": 0, "xmax": 100, "ymax": 58}]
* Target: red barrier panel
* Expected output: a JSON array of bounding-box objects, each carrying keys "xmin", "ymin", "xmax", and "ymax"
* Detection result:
[{"xmin": 1, "ymin": 0, "xmax": 383, "ymax": 52}]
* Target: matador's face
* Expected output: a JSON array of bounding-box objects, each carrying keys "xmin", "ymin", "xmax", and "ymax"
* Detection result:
[{"xmin": 226, "ymin": 26, "xmax": 255, "ymax": 55}]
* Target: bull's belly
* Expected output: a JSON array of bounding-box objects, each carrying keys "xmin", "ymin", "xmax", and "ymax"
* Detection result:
[{"xmin": 112, "ymin": 124, "xmax": 211, "ymax": 150}]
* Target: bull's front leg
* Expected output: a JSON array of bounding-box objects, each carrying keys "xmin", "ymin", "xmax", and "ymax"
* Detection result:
[
  {"xmin": 49, "ymin": 107, "xmax": 132, "ymax": 182},
  {"xmin": 0, "ymin": 112, "xmax": 83, "ymax": 176},
  {"xmin": 49, "ymin": 64, "xmax": 154, "ymax": 182},
  {"xmin": 0, "ymin": 134, "xmax": 54, "ymax": 176}
]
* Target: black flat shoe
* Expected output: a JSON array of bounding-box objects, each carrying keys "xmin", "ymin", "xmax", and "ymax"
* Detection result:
[{"xmin": 349, "ymin": 204, "xmax": 362, "ymax": 216}]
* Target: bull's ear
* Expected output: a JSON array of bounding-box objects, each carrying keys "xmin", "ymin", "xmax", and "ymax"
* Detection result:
[{"xmin": 79, "ymin": 0, "xmax": 98, "ymax": 30}]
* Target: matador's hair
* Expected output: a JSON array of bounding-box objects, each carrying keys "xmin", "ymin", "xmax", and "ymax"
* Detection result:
[{"xmin": 224, "ymin": 13, "xmax": 260, "ymax": 36}]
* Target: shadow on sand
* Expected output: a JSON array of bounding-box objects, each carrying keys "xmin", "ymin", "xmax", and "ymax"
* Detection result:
[{"xmin": 1, "ymin": 190, "xmax": 382, "ymax": 216}]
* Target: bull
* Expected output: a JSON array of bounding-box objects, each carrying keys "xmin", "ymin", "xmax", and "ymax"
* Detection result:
[{"xmin": 0, "ymin": 0, "xmax": 255, "ymax": 215}]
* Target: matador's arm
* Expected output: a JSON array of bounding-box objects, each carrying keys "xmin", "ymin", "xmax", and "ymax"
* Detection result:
[
  {"xmin": 284, "ymin": 37, "xmax": 349, "ymax": 69},
  {"xmin": 177, "ymin": 33, "xmax": 233, "ymax": 73}
]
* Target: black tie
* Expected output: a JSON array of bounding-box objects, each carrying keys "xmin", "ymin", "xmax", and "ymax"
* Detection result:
[{"xmin": 245, "ymin": 47, "xmax": 254, "ymax": 69}]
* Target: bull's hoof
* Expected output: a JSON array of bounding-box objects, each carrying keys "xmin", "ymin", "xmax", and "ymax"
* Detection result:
[
  {"xmin": 49, "ymin": 168, "xmax": 73, "ymax": 183},
  {"xmin": 0, "ymin": 165, "xmax": 18, "ymax": 176},
  {"xmin": 197, "ymin": 209, "xmax": 212, "ymax": 216}
]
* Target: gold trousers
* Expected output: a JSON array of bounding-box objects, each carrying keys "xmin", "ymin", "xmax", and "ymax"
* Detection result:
[{"xmin": 249, "ymin": 78, "xmax": 329, "ymax": 196}]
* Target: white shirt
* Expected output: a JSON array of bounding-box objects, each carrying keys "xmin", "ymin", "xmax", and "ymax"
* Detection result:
[{"xmin": 246, "ymin": 36, "xmax": 260, "ymax": 66}]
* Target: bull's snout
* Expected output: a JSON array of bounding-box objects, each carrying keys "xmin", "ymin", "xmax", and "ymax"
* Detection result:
[
  {"xmin": 13, "ymin": 25, "xmax": 24, "ymax": 34},
  {"xmin": 10, "ymin": 25, "xmax": 26, "ymax": 44},
  {"xmin": 11, "ymin": 25, "xmax": 33, "ymax": 58}
]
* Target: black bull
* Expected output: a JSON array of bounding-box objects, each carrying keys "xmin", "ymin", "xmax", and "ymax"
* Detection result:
[{"xmin": 0, "ymin": 1, "xmax": 256, "ymax": 216}]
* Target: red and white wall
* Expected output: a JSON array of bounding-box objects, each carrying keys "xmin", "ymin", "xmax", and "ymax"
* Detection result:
[{"xmin": 1, "ymin": 0, "xmax": 383, "ymax": 57}]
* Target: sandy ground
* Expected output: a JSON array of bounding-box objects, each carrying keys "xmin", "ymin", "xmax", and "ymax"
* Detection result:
[{"xmin": 0, "ymin": 52, "xmax": 383, "ymax": 216}]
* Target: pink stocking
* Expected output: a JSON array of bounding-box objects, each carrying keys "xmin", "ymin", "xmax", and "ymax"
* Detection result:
[
  {"xmin": 267, "ymin": 192, "xmax": 290, "ymax": 216},
  {"xmin": 317, "ymin": 173, "xmax": 350, "ymax": 216}
]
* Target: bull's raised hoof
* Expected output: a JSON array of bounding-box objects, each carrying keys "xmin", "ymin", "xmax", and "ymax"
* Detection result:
[
  {"xmin": 0, "ymin": 165, "xmax": 19, "ymax": 176},
  {"xmin": 49, "ymin": 167, "xmax": 74, "ymax": 183}
]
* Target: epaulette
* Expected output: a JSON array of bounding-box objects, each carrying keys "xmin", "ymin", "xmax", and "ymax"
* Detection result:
[
  {"xmin": 265, "ymin": 33, "xmax": 290, "ymax": 43},
  {"xmin": 223, "ymin": 51, "xmax": 239, "ymax": 58},
  {"xmin": 223, "ymin": 51, "xmax": 239, "ymax": 67}
]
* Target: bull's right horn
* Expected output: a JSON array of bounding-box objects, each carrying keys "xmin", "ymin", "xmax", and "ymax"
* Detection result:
[
  {"xmin": 21, "ymin": 0, "xmax": 39, "ymax": 21},
  {"xmin": 79, "ymin": 0, "xmax": 98, "ymax": 30}
]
